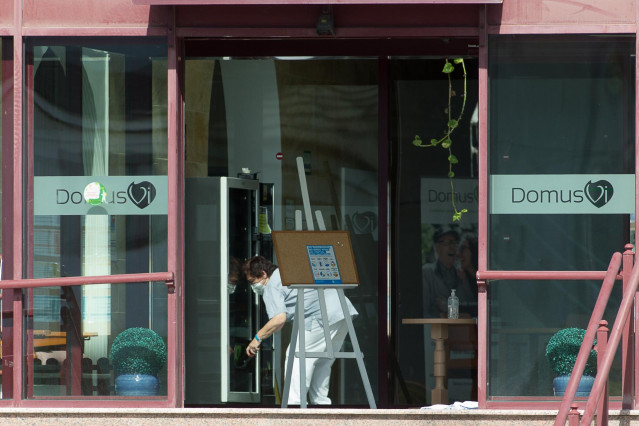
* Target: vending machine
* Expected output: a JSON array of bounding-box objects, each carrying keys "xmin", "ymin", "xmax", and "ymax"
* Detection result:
[{"xmin": 184, "ymin": 176, "xmax": 261, "ymax": 404}]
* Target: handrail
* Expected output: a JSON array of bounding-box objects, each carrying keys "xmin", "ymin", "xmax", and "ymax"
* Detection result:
[
  {"xmin": 477, "ymin": 270, "xmax": 623, "ymax": 281},
  {"xmin": 580, "ymin": 256, "xmax": 639, "ymax": 425},
  {"xmin": 0, "ymin": 271, "xmax": 175, "ymax": 292},
  {"xmin": 554, "ymin": 252, "xmax": 622, "ymax": 425}
]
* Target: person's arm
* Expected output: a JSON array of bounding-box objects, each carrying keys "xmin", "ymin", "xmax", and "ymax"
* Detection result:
[{"xmin": 246, "ymin": 312, "xmax": 286, "ymax": 357}]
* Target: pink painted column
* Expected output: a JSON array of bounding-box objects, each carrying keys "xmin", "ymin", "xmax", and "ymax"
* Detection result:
[
  {"xmin": 1, "ymin": 37, "xmax": 15, "ymax": 401},
  {"xmin": 167, "ymin": 6, "xmax": 182, "ymax": 407},
  {"xmin": 476, "ymin": 4, "xmax": 489, "ymax": 408},
  {"xmin": 12, "ymin": 0, "xmax": 24, "ymax": 401},
  {"xmin": 634, "ymin": 0, "xmax": 639, "ymax": 410},
  {"xmin": 623, "ymin": 244, "xmax": 634, "ymax": 409}
]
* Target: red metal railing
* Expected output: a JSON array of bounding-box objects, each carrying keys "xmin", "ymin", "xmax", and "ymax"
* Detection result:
[
  {"xmin": 0, "ymin": 272, "xmax": 175, "ymax": 291},
  {"xmin": 556, "ymin": 247, "xmax": 639, "ymax": 425},
  {"xmin": 554, "ymin": 252, "xmax": 621, "ymax": 425}
]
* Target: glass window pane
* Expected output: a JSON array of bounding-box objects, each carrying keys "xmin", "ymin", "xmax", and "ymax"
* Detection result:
[
  {"xmin": 391, "ymin": 57, "xmax": 479, "ymax": 406},
  {"xmin": 25, "ymin": 283, "xmax": 167, "ymax": 398},
  {"xmin": 488, "ymin": 35, "xmax": 635, "ymax": 271},
  {"xmin": 26, "ymin": 38, "xmax": 168, "ymax": 398},
  {"xmin": 183, "ymin": 57, "xmax": 379, "ymax": 406},
  {"xmin": 487, "ymin": 35, "xmax": 634, "ymax": 401},
  {"xmin": 489, "ymin": 280, "xmax": 622, "ymax": 398}
]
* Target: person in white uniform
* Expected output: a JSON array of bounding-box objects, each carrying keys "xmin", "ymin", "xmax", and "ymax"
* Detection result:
[{"xmin": 243, "ymin": 255, "xmax": 358, "ymax": 405}]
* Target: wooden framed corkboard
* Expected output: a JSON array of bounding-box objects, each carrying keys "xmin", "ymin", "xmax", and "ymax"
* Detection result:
[{"xmin": 272, "ymin": 231, "xmax": 359, "ymax": 286}]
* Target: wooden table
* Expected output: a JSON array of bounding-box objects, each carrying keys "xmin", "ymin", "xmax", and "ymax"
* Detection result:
[
  {"xmin": 33, "ymin": 330, "xmax": 98, "ymax": 348},
  {"xmin": 402, "ymin": 318, "xmax": 477, "ymax": 404}
]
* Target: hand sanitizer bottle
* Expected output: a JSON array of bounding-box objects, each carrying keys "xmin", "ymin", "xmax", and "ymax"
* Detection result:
[{"xmin": 448, "ymin": 289, "xmax": 459, "ymax": 319}]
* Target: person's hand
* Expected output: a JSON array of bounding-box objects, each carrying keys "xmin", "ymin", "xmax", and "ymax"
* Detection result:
[{"xmin": 246, "ymin": 339, "xmax": 260, "ymax": 358}]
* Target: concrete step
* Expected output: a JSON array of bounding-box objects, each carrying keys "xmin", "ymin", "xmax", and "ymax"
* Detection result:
[{"xmin": 0, "ymin": 408, "xmax": 637, "ymax": 425}]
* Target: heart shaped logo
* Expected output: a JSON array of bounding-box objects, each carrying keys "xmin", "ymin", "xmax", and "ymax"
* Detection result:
[
  {"xmin": 351, "ymin": 211, "xmax": 378, "ymax": 234},
  {"xmin": 584, "ymin": 179, "xmax": 614, "ymax": 208},
  {"xmin": 127, "ymin": 181, "xmax": 156, "ymax": 209}
]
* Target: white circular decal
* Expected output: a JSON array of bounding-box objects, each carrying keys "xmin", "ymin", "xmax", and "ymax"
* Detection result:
[{"xmin": 84, "ymin": 182, "xmax": 107, "ymax": 206}]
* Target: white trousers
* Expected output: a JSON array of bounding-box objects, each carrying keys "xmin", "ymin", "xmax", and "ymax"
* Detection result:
[{"xmin": 285, "ymin": 319, "xmax": 349, "ymax": 405}]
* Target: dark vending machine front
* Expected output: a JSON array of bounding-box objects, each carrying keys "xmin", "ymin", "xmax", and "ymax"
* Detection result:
[
  {"xmin": 256, "ymin": 181, "xmax": 277, "ymax": 404},
  {"xmin": 184, "ymin": 177, "xmax": 260, "ymax": 404}
]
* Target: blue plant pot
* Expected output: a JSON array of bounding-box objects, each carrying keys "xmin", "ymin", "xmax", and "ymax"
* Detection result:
[
  {"xmin": 115, "ymin": 374, "xmax": 159, "ymax": 396},
  {"xmin": 553, "ymin": 374, "xmax": 595, "ymax": 397}
]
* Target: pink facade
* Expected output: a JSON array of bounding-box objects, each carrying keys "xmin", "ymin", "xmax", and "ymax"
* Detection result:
[
  {"xmin": 0, "ymin": 0, "xmax": 637, "ymax": 412},
  {"xmin": 0, "ymin": 1, "xmax": 632, "ymax": 32}
]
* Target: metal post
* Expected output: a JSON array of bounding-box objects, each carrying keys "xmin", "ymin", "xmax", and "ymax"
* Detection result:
[
  {"xmin": 622, "ymin": 244, "xmax": 634, "ymax": 409},
  {"xmin": 596, "ymin": 321, "xmax": 609, "ymax": 426},
  {"xmin": 568, "ymin": 403, "xmax": 580, "ymax": 426},
  {"xmin": 281, "ymin": 298, "xmax": 300, "ymax": 408}
]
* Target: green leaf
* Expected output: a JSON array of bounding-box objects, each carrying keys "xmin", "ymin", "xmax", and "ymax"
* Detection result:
[
  {"xmin": 448, "ymin": 154, "xmax": 459, "ymax": 164},
  {"xmin": 453, "ymin": 58, "xmax": 464, "ymax": 64},
  {"xmin": 452, "ymin": 208, "xmax": 468, "ymax": 223},
  {"xmin": 448, "ymin": 119, "xmax": 458, "ymax": 129},
  {"xmin": 442, "ymin": 62, "xmax": 455, "ymax": 74},
  {"xmin": 441, "ymin": 138, "xmax": 452, "ymax": 149},
  {"xmin": 430, "ymin": 138, "xmax": 440, "ymax": 146},
  {"xmin": 448, "ymin": 171, "xmax": 455, "ymax": 178},
  {"xmin": 412, "ymin": 135, "xmax": 422, "ymax": 146}
]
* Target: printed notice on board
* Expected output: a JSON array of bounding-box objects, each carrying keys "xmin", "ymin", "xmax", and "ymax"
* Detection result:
[{"xmin": 306, "ymin": 245, "xmax": 342, "ymax": 284}]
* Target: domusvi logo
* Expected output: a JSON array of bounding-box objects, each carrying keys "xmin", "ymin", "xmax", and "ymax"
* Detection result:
[
  {"xmin": 127, "ymin": 181, "xmax": 157, "ymax": 209},
  {"xmin": 490, "ymin": 174, "xmax": 633, "ymax": 215},
  {"xmin": 34, "ymin": 176, "xmax": 168, "ymax": 216},
  {"xmin": 584, "ymin": 179, "xmax": 614, "ymax": 208}
]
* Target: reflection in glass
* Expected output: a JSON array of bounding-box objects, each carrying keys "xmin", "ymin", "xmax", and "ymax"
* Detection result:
[
  {"xmin": 391, "ymin": 58, "xmax": 479, "ymax": 406},
  {"xmin": 26, "ymin": 38, "xmax": 168, "ymax": 398},
  {"xmin": 489, "ymin": 280, "xmax": 622, "ymax": 397},
  {"xmin": 489, "ymin": 35, "xmax": 635, "ymax": 271},
  {"xmin": 26, "ymin": 283, "xmax": 167, "ymax": 397},
  {"xmin": 487, "ymin": 35, "xmax": 634, "ymax": 400}
]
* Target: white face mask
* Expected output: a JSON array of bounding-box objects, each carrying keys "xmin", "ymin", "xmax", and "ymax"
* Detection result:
[
  {"xmin": 227, "ymin": 282, "xmax": 237, "ymax": 294},
  {"xmin": 251, "ymin": 283, "xmax": 265, "ymax": 296}
]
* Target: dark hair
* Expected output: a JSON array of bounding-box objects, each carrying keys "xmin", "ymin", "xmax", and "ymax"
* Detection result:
[
  {"xmin": 243, "ymin": 256, "xmax": 277, "ymax": 279},
  {"xmin": 229, "ymin": 257, "xmax": 241, "ymax": 283},
  {"xmin": 433, "ymin": 226, "xmax": 459, "ymax": 244}
]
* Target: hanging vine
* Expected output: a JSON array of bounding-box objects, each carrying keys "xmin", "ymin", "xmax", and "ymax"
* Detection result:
[{"xmin": 412, "ymin": 58, "xmax": 468, "ymax": 222}]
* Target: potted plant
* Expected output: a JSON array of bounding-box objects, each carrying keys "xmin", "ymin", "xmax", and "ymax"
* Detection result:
[
  {"xmin": 545, "ymin": 327, "xmax": 597, "ymax": 397},
  {"xmin": 109, "ymin": 327, "xmax": 167, "ymax": 396}
]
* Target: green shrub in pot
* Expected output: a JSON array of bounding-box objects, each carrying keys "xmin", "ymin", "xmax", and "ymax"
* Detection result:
[
  {"xmin": 109, "ymin": 327, "xmax": 167, "ymax": 395},
  {"xmin": 545, "ymin": 328, "xmax": 596, "ymax": 396}
]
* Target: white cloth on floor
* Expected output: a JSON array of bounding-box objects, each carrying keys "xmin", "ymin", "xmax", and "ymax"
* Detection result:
[{"xmin": 421, "ymin": 400, "xmax": 478, "ymax": 410}]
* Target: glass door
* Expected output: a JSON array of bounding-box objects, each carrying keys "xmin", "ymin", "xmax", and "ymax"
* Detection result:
[
  {"xmin": 25, "ymin": 38, "xmax": 168, "ymax": 398},
  {"xmin": 184, "ymin": 177, "xmax": 260, "ymax": 403}
]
